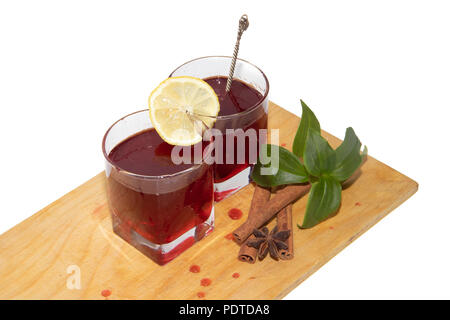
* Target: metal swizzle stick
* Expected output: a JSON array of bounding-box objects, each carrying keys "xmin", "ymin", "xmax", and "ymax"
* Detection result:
[
  {"xmin": 226, "ymin": 14, "xmax": 249, "ymax": 93},
  {"xmin": 188, "ymin": 14, "xmax": 249, "ymax": 133}
]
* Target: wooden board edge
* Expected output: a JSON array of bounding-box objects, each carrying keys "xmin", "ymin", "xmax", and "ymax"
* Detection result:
[{"xmin": 273, "ymin": 179, "xmax": 418, "ymax": 300}]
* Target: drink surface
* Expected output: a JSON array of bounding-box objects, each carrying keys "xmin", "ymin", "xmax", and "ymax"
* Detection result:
[
  {"xmin": 204, "ymin": 76, "xmax": 264, "ymax": 116},
  {"xmin": 108, "ymin": 128, "xmax": 197, "ymax": 176},
  {"xmin": 106, "ymin": 128, "xmax": 213, "ymax": 253}
]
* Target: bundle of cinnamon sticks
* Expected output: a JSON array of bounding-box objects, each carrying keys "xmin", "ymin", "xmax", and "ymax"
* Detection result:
[{"xmin": 234, "ymin": 183, "xmax": 311, "ymax": 263}]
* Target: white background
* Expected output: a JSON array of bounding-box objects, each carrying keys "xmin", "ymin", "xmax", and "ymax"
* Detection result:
[{"xmin": 1, "ymin": 0, "xmax": 449, "ymax": 299}]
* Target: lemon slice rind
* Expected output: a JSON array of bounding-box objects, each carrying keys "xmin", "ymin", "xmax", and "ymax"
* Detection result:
[{"xmin": 148, "ymin": 76, "xmax": 220, "ymax": 146}]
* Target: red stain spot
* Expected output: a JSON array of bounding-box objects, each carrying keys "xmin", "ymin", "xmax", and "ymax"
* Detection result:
[
  {"xmin": 189, "ymin": 265, "xmax": 201, "ymax": 273},
  {"xmin": 92, "ymin": 204, "xmax": 106, "ymax": 215},
  {"xmin": 329, "ymin": 226, "xmax": 334, "ymax": 230},
  {"xmin": 281, "ymin": 143, "xmax": 287, "ymax": 147},
  {"xmin": 214, "ymin": 187, "xmax": 239, "ymax": 202},
  {"xmin": 225, "ymin": 233, "xmax": 234, "ymax": 240},
  {"xmin": 355, "ymin": 202, "xmax": 362, "ymax": 206},
  {"xmin": 228, "ymin": 208, "xmax": 243, "ymax": 220},
  {"xmin": 200, "ymin": 278, "xmax": 212, "ymax": 286},
  {"xmin": 232, "ymin": 272, "xmax": 240, "ymax": 278},
  {"xmin": 101, "ymin": 289, "xmax": 111, "ymax": 298},
  {"xmin": 197, "ymin": 292, "xmax": 206, "ymax": 298}
]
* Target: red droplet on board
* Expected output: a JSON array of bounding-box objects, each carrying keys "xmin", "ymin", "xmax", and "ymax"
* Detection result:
[
  {"xmin": 200, "ymin": 278, "xmax": 212, "ymax": 287},
  {"xmin": 189, "ymin": 265, "xmax": 201, "ymax": 273},
  {"xmin": 355, "ymin": 202, "xmax": 362, "ymax": 206},
  {"xmin": 197, "ymin": 292, "xmax": 206, "ymax": 298},
  {"xmin": 225, "ymin": 233, "xmax": 234, "ymax": 240},
  {"xmin": 101, "ymin": 289, "xmax": 111, "ymax": 298},
  {"xmin": 228, "ymin": 208, "xmax": 243, "ymax": 220},
  {"xmin": 281, "ymin": 143, "xmax": 287, "ymax": 147},
  {"xmin": 232, "ymin": 272, "xmax": 240, "ymax": 279}
]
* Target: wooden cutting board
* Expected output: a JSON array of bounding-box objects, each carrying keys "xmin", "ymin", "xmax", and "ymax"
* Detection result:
[{"xmin": 0, "ymin": 102, "xmax": 418, "ymax": 300}]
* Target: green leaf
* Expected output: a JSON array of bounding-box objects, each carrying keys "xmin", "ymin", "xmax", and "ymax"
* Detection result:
[
  {"xmin": 292, "ymin": 100, "xmax": 321, "ymax": 158},
  {"xmin": 251, "ymin": 144, "xmax": 309, "ymax": 187},
  {"xmin": 303, "ymin": 129, "xmax": 336, "ymax": 177},
  {"xmin": 330, "ymin": 127, "xmax": 367, "ymax": 182},
  {"xmin": 299, "ymin": 176, "xmax": 342, "ymax": 229}
]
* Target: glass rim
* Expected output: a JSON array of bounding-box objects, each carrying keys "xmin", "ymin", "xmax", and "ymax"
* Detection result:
[
  {"xmin": 102, "ymin": 109, "xmax": 213, "ymax": 180},
  {"xmin": 169, "ymin": 55, "xmax": 270, "ymax": 120}
]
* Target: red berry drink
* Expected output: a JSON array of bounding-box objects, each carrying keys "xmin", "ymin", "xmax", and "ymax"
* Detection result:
[
  {"xmin": 170, "ymin": 57, "xmax": 269, "ymax": 201},
  {"xmin": 103, "ymin": 111, "xmax": 214, "ymax": 265},
  {"xmin": 204, "ymin": 76, "xmax": 267, "ymax": 185}
]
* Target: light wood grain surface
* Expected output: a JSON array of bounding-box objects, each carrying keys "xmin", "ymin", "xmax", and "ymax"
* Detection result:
[{"xmin": 0, "ymin": 102, "xmax": 418, "ymax": 300}]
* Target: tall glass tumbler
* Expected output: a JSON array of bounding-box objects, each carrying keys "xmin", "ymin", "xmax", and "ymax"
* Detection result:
[
  {"xmin": 170, "ymin": 56, "xmax": 269, "ymax": 201},
  {"xmin": 102, "ymin": 110, "xmax": 214, "ymax": 265}
]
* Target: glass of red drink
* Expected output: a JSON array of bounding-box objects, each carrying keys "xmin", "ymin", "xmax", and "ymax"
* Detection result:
[
  {"xmin": 169, "ymin": 56, "xmax": 270, "ymax": 201},
  {"xmin": 102, "ymin": 110, "xmax": 214, "ymax": 265}
]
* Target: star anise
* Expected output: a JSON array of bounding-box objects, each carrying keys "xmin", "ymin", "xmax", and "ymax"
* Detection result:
[{"xmin": 247, "ymin": 226, "xmax": 290, "ymax": 261}]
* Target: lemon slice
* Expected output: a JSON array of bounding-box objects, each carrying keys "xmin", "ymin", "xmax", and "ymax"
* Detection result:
[{"xmin": 148, "ymin": 76, "xmax": 220, "ymax": 146}]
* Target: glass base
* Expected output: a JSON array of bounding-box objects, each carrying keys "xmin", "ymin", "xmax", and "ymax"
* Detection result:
[
  {"xmin": 111, "ymin": 208, "xmax": 214, "ymax": 265},
  {"xmin": 214, "ymin": 166, "xmax": 252, "ymax": 202}
]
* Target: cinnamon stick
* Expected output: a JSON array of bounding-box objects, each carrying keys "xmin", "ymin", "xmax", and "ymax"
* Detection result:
[
  {"xmin": 233, "ymin": 184, "xmax": 310, "ymax": 244},
  {"xmin": 238, "ymin": 184, "xmax": 271, "ymax": 263},
  {"xmin": 276, "ymin": 204, "xmax": 294, "ymax": 260}
]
